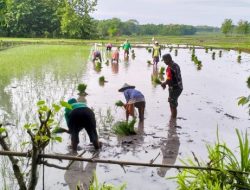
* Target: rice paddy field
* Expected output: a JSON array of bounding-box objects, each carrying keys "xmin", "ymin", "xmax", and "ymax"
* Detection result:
[{"xmin": 0, "ymin": 39, "xmax": 249, "ymax": 189}]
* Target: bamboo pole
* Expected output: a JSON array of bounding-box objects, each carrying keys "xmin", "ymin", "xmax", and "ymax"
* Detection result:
[{"xmin": 0, "ymin": 150, "xmax": 249, "ymax": 175}]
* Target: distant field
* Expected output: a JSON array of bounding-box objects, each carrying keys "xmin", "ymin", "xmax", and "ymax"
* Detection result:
[{"xmin": 1, "ymin": 34, "xmax": 250, "ymax": 52}]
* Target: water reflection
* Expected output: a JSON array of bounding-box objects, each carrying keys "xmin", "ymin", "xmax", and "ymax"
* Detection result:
[
  {"xmin": 64, "ymin": 152, "xmax": 98, "ymax": 190},
  {"xmin": 111, "ymin": 62, "xmax": 119, "ymax": 74},
  {"xmin": 157, "ymin": 118, "xmax": 180, "ymax": 177}
]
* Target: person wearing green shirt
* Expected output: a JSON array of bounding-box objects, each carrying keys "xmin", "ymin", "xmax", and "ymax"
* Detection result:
[
  {"xmin": 122, "ymin": 39, "xmax": 131, "ymax": 57},
  {"xmin": 64, "ymin": 98, "xmax": 101, "ymax": 151}
]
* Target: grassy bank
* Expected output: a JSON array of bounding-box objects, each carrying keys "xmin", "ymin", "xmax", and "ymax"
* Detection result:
[{"xmin": 1, "ymin": 35, "xmax": 250, "ymax": 52}]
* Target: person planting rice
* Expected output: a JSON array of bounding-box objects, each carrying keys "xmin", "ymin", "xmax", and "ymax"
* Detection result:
[
  {"xmin": 64, "ymin": 98, "xmax": 102, "ymax": 151},
  {"xmin": 118, "ymin": 83, "xmax": 145, "ymax": 121},
  {"xmin": 112, "ymin": 48, "xmax": 119, "ymax": 63},
  {"xmin": 122, "ymin": 39, "xmax": 131, "ymax": 57},
  {"xmin": 161, "ymin": 54, "xmax": 183, "ymax": 119},
  {"xmin": 106, "ymin": 43, "xmax": 112, "ymax": 51},
  {"xmin": 92, "ymin": 50, "xmax": 102, "ymax": 62},
  {"xmin": 152, "ymin": 41, "xmax": 161, "ymax": 66}
]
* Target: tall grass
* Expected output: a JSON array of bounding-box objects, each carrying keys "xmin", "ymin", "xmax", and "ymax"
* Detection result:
[{"xmin": 175, "ymin": 129, "xmax": 250, "ymax": 189}]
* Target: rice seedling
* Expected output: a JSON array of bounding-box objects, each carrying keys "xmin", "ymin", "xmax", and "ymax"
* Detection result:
[
  {"xmin": 151, "ymin": 75, "xmax": 162, "ymax": 85},
  {"xmin": 105, "ymin": 60, "xmax": 109, "ymax": 66},
  {"xmin": 210, "ymin": 47, "xmax": 213, "ymax": 51},
  {"xmin": 212, "ymin": 52, "xmax": 216, "ymax": 60},
  {"xmin": 205, "ymin": 48, "xmax": 208, "ymax": 53},
  {"xmin": 147, "ymin": 60, "xmax": 152, "ymax": 65},
  {"xmin": 77, "ymin": 83, "xmax": 87, "ymax": 95},
  {"xmin": 192, "ymin": 48, "xmax": 195, "ymax": 55},
  {"xmin": 175, "ymin": 49, "xmax": 178, "ymax": 56},
  {"xmin": 112, "ymin": 119, "xmax": 137, "ymax": 136},
  {"xmin": 159, "ymin": 67, "xmax": 165, "ymax": 75},
  {"xmin": 169, "ymin": 46, "xmax": 173, "ymax": 52},
  {"xmin": 115, "ymin": 100, "xmax": 124, "ymax": 107},
  {"xmin": 97, "ymin": 107, "xmax": 115, "ymax": 130},
  {"xmin": 95, "ymin": 61, "xmax": 102, "ymax": 71},
  {"xmin": 219, "ymin": 50, "xmax": 222, "ymax": 57},
  {"xmin": 99, "ymin": 76, "xmax": 107, "ymax": 83},
  {"xmin": 237, "ymin": 55, "xmax": 241, "ymax": 63},
  {"xmin": 89, "ymin": 171, "xmax": 126, "ymax": 190},
  {"xmin": 147, "ymin": 48, "xmax": 152, "ymax": 53}
]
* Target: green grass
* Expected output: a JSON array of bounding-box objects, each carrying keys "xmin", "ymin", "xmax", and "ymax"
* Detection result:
[
  {"xmin": 0, "ymin": 45, "xmax": 90, "ymax": 80},
  {"xmin": 1, "ymin": 35, "xmax": 250, "ymax": 52}
]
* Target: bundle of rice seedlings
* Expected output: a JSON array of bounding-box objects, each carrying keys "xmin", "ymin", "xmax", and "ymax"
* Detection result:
[
  {"xmin": 99, "ymin": 76, "xmax": 106, "ymax": 83},
  {"xmin": 115, "ymin": 100, "xmax": 124, "ymax": 107},
  {"xmin": 175, "ymin": 49, "xmax": 178, "ymax": 56},
  {"xmin": 151, "ymin": 75, "xmax": 162, "ymax": 85},
  {"xmin": 147, "ymin": 48, "xmax": 152, "ymax": 53},
  {"xmin": 95, "ymin": 61, "xmax": 102, "ymax": 71},
  {"xmin": 77, "ymin": 83, "xmax": 87, "ymax": 95},
  {"xmin": 147, "ymin": 60, "xmax": 152, "ymax": 65},
  {"xmin": 105, "ymin": 60, "xmax": 109, "ymax": 66},
  {"xmin": 159, "ymin": 67, "xmax": 165, "ymax": 75},
  {"xmin": 112, "ymin": 119, "xmax": 136, "ymax": 136}
]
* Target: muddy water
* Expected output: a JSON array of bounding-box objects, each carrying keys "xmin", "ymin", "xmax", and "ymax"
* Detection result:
[{"xmin": 1, "ymin": 46, "xmax": 250, "ymax": 190}]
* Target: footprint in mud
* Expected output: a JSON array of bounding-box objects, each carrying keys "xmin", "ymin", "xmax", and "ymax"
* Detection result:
[{"xmin": 177, "ymin": 117, "xmax": 187, "ymax": 120}]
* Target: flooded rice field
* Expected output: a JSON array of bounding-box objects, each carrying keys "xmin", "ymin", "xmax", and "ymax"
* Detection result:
[{"xmin": 0, "ymin": 45, "xmax": 250, "ymax": 190}]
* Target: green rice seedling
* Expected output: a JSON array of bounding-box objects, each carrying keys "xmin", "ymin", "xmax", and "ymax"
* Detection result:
[
  {"xmin": 219, "ymin": 50, "xmax": 222, "ymax": 57},
  {"xmin": 169, "ymin": 46, "xmax": 173, "ymax": 52},
  {"xmin": 105, "ymin": 60, "xmax": 109, "ymax": 66},
  {"xmin": 159, "ymin": 67, "xmax": 165, "ymax": 75},
  {"xmin": 212, "ymin": 52, "xmax": 216, "ymax": 60},
  {"xmin": 131, "ymin": 49, "xmax": 135, "ymax": 53},
  {"xmin": 89, "ymin": 171, "xmax": 126, "ymax": 190},
  {"xmin": 175, "ymin": 49, "xmax": 178, "ymax": 56},
  {"xmin": 97, "ymin": 107, "xmax": 115, "ymax": 130},
  {"xmin": 77, "ymin": 83, "xmax": 87, "ymax": 95},
  {"xmin": 210, "ymin": 47, "xmax": 213, "ymax": 51},
  {"xmin": 239, "ymin": 49, "xmax": 242, "ymax": 54},
  {"xmin": 147, "ymin": 48, "xmax": 152, "ymax": 53},
  {"xmin": 115, "ymin": 100, "xmax": 124, "ymax": 107},
  {"xmin": 151, "ymin": 75, "xmax": 162, "ymax": 85},
  {"xmin": 237, "ymin": 55, "xmax": 241, "ymax": 63},
  {"xmin": 112, "ymin": 119, "xmax": 137, "ymax": 136},
  {"xmin": 192, "ymin": 48, "xmax": 195, "ymax": 55},
  {"xmin": 247, "ymin": 76, "xmax": 250, "ymax": 89},
  {"xmin": 147, "ymin": 60, "xmax": 152, "ymax": 65},
  {"xmin": 205, "ymin": 48, "xmax": 208, "ymax": 53},
  {"xmin": 99, "ymin": 76, "xmax": 106, "ymax": 83},
  {"xmin": 95, "ymin": 61, "xmax": 102, "ymax": 71}
]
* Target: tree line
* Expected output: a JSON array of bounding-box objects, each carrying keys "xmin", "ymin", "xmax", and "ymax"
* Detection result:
[
  {"xmin": 1, "ymin": 1, "xmax": 247, "ymax": 39},
  {"xmin": 221, "ymin": 18, "xmax": 250, "ymax": 35}
]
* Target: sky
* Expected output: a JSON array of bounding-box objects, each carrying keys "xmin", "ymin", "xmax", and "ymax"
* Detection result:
[{"xmin": 91, "ymin": 0, "xmax": 250, "ymax": 26}]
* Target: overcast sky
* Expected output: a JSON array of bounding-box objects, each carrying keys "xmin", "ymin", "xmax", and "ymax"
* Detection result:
[{"xmin": 91, "ymin": 0, "xmax": 250, "ymax": 26}]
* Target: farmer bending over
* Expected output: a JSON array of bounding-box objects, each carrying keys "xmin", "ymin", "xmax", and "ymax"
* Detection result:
[
  {"xmin": 112, "ymin": 48, "xmax": 119, "ymax": 63},
  {"xmin": 119, "ymin": 83, "xmax": 145, "ymax": 121},
  {"xmin": 161, "ymin": 54, "xmax": 183, "ymax": 119},
  {"xmin": 92, "ymin": 50, "xmax": 102, "ymax": 62},
  {"xmin": 64, "ymin": 98, "xmax": 101, "ymax": 151}
]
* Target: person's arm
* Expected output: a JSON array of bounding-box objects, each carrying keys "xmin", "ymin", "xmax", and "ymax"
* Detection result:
[{"xmin": 152, "ymin": 48, "xmax": 155, "ymax": 58}]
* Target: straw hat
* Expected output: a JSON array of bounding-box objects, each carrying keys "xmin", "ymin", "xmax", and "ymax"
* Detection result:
[{"xmin": 118, "ymin": 83, "xmax": 135, "ymax": 92}]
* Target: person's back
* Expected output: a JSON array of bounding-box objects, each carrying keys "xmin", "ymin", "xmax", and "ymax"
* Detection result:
[
  {"xmin": 124, "ymin": 88, "xmax": 144, "ymax": 103},
  {"xmin": 112, "ymin": 49, "xmax": 119, "ymax": 62},
  {"xmin": 166, "ymin": 62, "xmax": 183, "ymax": 90}
]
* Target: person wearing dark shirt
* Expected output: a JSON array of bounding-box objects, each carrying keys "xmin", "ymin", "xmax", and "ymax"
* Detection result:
[
  {"xmin": 161, "ymin": 54, "xmax": 183, "ymax": 119},
  {"xmin": 118, "ymin": 83, "xmax": 145, "ymax": 121},
  {"xmin": 64, "ymin": 98, "xmax": 101, "ymax": 151}
]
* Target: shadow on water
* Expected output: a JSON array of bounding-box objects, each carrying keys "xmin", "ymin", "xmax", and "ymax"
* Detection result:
[
  {"xmin": 64, "ymin": 152, "xmax": 98, "ymax": 190},
  {"xmin": 157, "ymin": 118, "xmax": 180, "ymax": 177}
]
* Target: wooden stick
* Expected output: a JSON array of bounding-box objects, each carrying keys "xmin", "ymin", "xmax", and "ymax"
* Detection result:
[{"xmin": 0, "ymin": 150, "xmax": 249, "ymax": 175}]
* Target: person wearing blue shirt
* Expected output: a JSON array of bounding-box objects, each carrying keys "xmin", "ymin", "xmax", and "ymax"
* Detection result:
[{"xmin": 118, "ymin": 83, "xmax": 145, "ymax": 121}]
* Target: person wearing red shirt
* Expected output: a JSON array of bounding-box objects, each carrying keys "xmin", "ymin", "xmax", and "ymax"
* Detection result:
[{"xmin": 161, "ymin": 54, "xmax": 183, "ymax": 119}]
